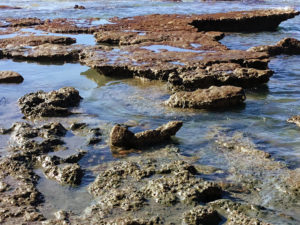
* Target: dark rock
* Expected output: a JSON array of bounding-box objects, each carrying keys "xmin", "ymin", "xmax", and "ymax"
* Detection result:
[
  {"xmin": 183, "ymin": 205, "xmax": 221, "ymax": 225},
  {"xmin": 190, "ymin": 8, "xmax": 300, "ymax": 32},
  {"xmin": 0, "ymin": 71, "xmax": 24, "ymax": 83},
  {"xmin": 0, "ymin": 35, "xmax": 76, "ymax": 48},
  {"xmin": 165, "ymin": 85, "xmax": 246, "ymax": 109},
  {"xmin": 40, "ymin": 122, "xmax": 67, "ymax": 138},
  {"xmin": 110, "ymin": 121, "xmax": 183, "ymax": 148},
  {"xmin": 87, "ymin": 136, "xmax": 102, "ymax": 145},
  {"xmin": 74, "ymin": 5, "xmax": 85, "ymax": 10},
  {"xmin": 70, "ymin": 122, "xmax": 87, "ymax": 131},
  {"xmin": 18, "ymin": 87, "xmax": 82, "ymax": 118},
  {"xmin": 64, "ymin": 150, "xmax": 87, "ymax": 163},
  {"xmin": 248, "ymin": 38, "xmax": 300, "ymax": 56}
]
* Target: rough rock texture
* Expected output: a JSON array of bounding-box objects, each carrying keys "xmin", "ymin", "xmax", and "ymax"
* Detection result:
[
  {"xmin": 87, "ymin": 158, "xmax": 223, "ymax": 224},
  {"xmin": 4, "ymin": 17, "xmax": 43, "ymax": 27},
  {"xmin": 35, "ymin": 18, "xmax": 100, "ymax": 34},
  {"xmin": 110, "ymin": 121, "xmax": 183, "ymax": 148},
  {"xmin": 287, "ymin": 115, "xmax": 300, "ymax": 127},
  {"xmin": 2, "ymin": 44, "xmax": 84, "ymax": 62},
  {"xmin": 0, "ymin": 35, "xmax": 76, "ymax": 48},
  {"xmin": 18, "ymin": 87, "xmax": 82, "ymax": 118},
  {"xmin": 165, "ymin": 85, "xmax": 246, "ymax": 109},
  {"xmin": 248, "ymin": 38, "xmax": 300, "ymax": 56},
  {"xmin": 37, "ymin": 155, "xmax": 83, "ymax": 185},
  {"xmin": 0, "ymin": 71, "xmax": 24, "ymax": 83},
  {"xmin": 183, "ymin": 205, "xmax": 221, "ymax": 225}
]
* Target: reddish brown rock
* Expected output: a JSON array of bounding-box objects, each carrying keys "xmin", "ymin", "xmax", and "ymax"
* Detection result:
[
  {"xmin": 165, "ymin": 85, "xmax": 246, "ymax": 109},
  {"xmin": 99, "ymin": 9, "xmax": 299, "ymax": 33},
  {"xmin": 5, "ymin": 18, "xmax": 43, "ymax": 27},
  {"xmin": 0, "ymin": 35, "xmax": 76, "ymax": 48},
  {"xmin": 36, "ymin": 18, "xmax": 99, "ymax": 34},
  {"xmin": 248, "ymin": 38, "xmax": 300, "ymax": 56},
  {"xmin": 0, "ymin": 5, "xmax": 21, "ymax": 10},
  {"xmin": 0, "ymin": 71, "xmax": 24, "ymax": 83},
  {"xmin": 110, "ymin": 121, "xmax": 183, "ymax": 148}
]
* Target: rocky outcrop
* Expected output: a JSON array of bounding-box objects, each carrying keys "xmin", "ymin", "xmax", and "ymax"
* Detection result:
[
  {"xmin": 190, "ymin": 8, "xmax": 299, "ymax": 32},
  {"xmin": 0, "ymin": 71, "xmax": 24, "ymax": 83},
  {"xmin": 165, "ymin": 85, "xmax": 246, "ymax": 109},
  {"xmin": 248, "ymin": 38, "xmax": 300, "ymax": 56},
  {"xmin": 183, "ymin": 205, "xmax": 221, "ymax": 225},
  {"xmin": 37, "ymin": 155, "xmax": 83, "ymax": 185},
  {"xmin": 110, "ymin": 121, "xmax": 183, "ymax": 148},
  {"xmin": 0, "ymin": 5, "xmax": 21, "ymax": 9},
  {"xmin": 18, "ymin": 87, "xmax": 82, "ymax": 118},
  {"xmin": 0, "ymin": 36, "xmax": 76, "ymax": 48}
]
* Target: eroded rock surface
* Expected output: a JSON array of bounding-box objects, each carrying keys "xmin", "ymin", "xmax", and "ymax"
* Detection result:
[
  {"xmin": 0, "ymin": 35, "xmax": 76, "ymax": 48},
  {"xmin": 183, "ymin": 205, "xmax": 221, "ymax": 225},
  {"xmin": 249, "ymin": 38, "xmax": 300, "ymax": 56},
  {"xmin": 165, "ymin": 85, "xmax": 246, "ymax": 109},
  {"xmin": 0, "ymin": 71, "xmax": 24, "ymax": 83},
  {"xmin": 110, "ymin": 121, "xmax": 183, "ymax": 148},
  {"xmin": 18, "ymin": 87, "xmax": 82, "ymax": 118}
]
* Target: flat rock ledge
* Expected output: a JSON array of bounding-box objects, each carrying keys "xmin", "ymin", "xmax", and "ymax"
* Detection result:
[
  {"xmin": 0, "ymin": 70, "xmax": 24, "ymax": 83},
  {"xmin": 18, "ymin": 87, "xmax": 82, "ymax": 118},
  {"xmin": 165, "ymin": 85, "xmax": 246, "ymax": 109},
  {"xmin": 248, "ymin": 37, "xmax": 300, "ymax": 56},
  {"xmin": 190, "ymin": 8, "xmax": 300, "ymax": 32},
  {"xmin": 110, "ymin": 121, "xmax": 183, "ymax": 148}
]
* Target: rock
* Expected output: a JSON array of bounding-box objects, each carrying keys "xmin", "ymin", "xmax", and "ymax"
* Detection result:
[
  {"xmin": 40, "ymin": 122, "xmax": 68, "ymax": 138},
  {"xmin": 248, "ymin": 38, "xmax": 300, "ymax": 56},
  {"xmin": 18, "ymin": 87, "xmax": 82, "ymax": 118},
  {"xmin": 190, "ymin": 8, "xmax": 299, "ymax": 32},
  {"xmin": 0, "ymin": 71, "xmax": 24, "ymax": 83},
  {"xmin": 287, "ymin": 115, "xmax": 300, "ymax": 127},
  {"xmin": 70, "ymin": 122, "xmax": 87, "ymax": 131},
  {"xmin": 87, "ymin": 136, "xmax": 102, "ymax": 145},
  {"xmin": 2, "ymin": 43, "xmax": 83, "ymax": 62},
  {"xmin": 74, "ymin": 5, "xmax": 85, "ymax": 10},
  {"xmin": 183, "ymin": 205, "xmax": 221, "ymax": 225},
  {"xmin": 0, "ymin": 181, "xmax": 8, "ymax": 192},
  {"xmin": 0, "ymin": 5, "xmax": 21, "ymax": 9},
  {"xmin": 0, "ymin": 35, "xmax": 76, "ymax": 48},
  {"xmin": 110, "ymin": 121, "xmax": 183, "ymax": 148},
  {"xmin": 38, "ymin": 155, "xmax": 83, "ymax": 185},
  {"xmin": 4, "ymin": 17, "xmax": 43, "ymax": 27},
  {"xmin": 165, "ymin": 85, "xmax": 246, "ymax": 109}
]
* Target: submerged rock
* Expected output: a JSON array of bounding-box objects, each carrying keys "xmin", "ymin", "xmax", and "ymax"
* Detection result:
[
  {"xmin": 0, "ymin": 71, "xmax": 24, "ymax": 83},
  {"xmin": 110, "ymin": 121, "xmax": 183, "ymax": 148},
  {"xmin": 18, "ymin": 87, "xmax": 82, "ymax": 118},
  {"xmin": 165, "ymin": 85, "xmax": 246, "ymax": 109},
  {"xmin": 248, "ymin": 38, "xmax": 300, "ymax": 56}
]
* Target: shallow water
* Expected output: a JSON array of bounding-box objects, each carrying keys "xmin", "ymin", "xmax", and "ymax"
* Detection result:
[{"xmin": 0, "ymin": 0, "xmax": 300, "ymax": 223}]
